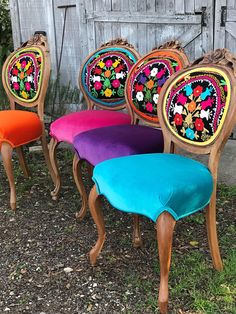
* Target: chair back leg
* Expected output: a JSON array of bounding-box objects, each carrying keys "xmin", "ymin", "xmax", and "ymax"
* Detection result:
[
  {"xmin": 132, "ymin": 215, "xmax": 142, "ymax": 248},
  {"xmin": 48, "ymin": 137, "xmax": 61, "ymax": 200},
  {"xmin": 157, "ymin": 211, "xmax": 176, "ymax": 314},
  {"xmin": 205, "ymin": 190, "xmax": 223, "ymax": 270},
  {"xmin": 1, "ymin": 142, "xmax": 16, "ymax": 210},
  {"xmin": 16, "ymin": 146, "xmax": 30, "ymax": 178}
]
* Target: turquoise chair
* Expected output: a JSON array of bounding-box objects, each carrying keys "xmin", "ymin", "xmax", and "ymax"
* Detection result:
[{"xmin": 87, "ymin": 49, "xmax": 236, "ymax": 313}]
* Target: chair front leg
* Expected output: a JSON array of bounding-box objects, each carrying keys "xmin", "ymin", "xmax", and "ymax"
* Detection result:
[
  {"xmin": 88, "ymin": 185, "xmax": 106, "ymax": 266},
  {"xmin": 157, "ymin": 211, "xmax": 176, "ymax": 314},
  {"xmin": 73, "ymin": 154, "xmax": 88, "ymax": 220},
  {"xmin": 16, "ymin": 146, "xmax": 30, "ymax": 178},
  {"xmin": 48, "ymin": 137, "xmax": 61, "ymax": 200},
  {"xmin": 205, "ymin": 188, "xmax": 223, "ymax": 271},
  {"xmin": 1, "ymin": 142, "xmax": 16, "ymax": 210},
  {"xmin": 132, "ymin": 215, "xmax": 143, "ymax": 248}
]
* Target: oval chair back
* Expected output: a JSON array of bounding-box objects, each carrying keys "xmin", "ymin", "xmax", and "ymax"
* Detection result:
[
  {"xmin": 79, "ymin": 38, "xmax": 140, "ymax": 110},
  {"xmin": 125, "ymin": 40, "xmax": 189, "ymax": 127},
  {"xmin": 2, "ymin": 34, "xmax": 50, "ymax": 120}
]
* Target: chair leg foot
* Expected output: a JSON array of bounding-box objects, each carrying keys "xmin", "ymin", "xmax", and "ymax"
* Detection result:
[
  {"xmin": 132, "ymin": 215, "xmax": 142, "ymax": 248},
  {"xmin": 73, "ymin": 154, "xmax": 88, "ymax": 220},
  {"xmin": 88, "ymin": 185, "xmax": 106, "ymax": 266},
  {"xmin": 1, "ymin": 142, "xmax": 16, "ymax": 210},
  {"xmin": 157, "ymin": 211, "xmax": 176, "ymax": 314}
]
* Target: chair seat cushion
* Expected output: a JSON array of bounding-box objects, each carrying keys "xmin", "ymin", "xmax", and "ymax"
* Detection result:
[
  {"xmin": 73, "ymin": 124, "xmax": 164, "ymax": 166},
  {"xmin": 92, "ymin": 153, "xmax": 213, "ymax": 222},
  {"xmin": 50, "ymin": 110, "xmax": 131, "ymax": 144},
  {"xmin": 0, "ymin": 110, "xmax": 42, "ymax": 148}
]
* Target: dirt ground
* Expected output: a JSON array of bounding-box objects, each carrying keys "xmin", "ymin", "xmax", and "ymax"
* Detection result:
[{"xmin": 0, "ymin": 148, "xmax": 235, "ymax": 314}]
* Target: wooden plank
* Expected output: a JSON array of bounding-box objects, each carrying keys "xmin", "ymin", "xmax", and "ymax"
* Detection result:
[
  {"xmin": 86, "ymin": 12, "xmax": 202, "ymax": 24},
  {"xmin": 85, "ymin": 0, "xmax": 96, "ymax": 52},
  {"xmin": 225, "ymin": 22, "xmax": 236, "ymax": 38},
  {"xmin": 166, "ymin": 0, "xmax": 175, "ymax": 15},
  {"xmin": 111, "ymin": 0, "xmax": 121, "ymax": 11},
  {"xmin": 185, "ymin": 0, "xmax": 194, "ymax": 13},
  {"xmin": 146, "ymin": 0, "xmax": 156, "ymax": 52},
  {"xmin": 175, "ymin": 0, "xmax": 185, "ymax": 14},
  {"xmin": 137, "ymin": 0, "xmax": 147, "ymax": 54},
  {"xmin": 177, "ymin": 25, "xmax": 202, "ymax": 47},
  {"xmin": 214, "ymin": 0, "xmax": 226, "ymax": 48},
  {"xmin": 227, "ymin": 9, "xmax": 236, "ymax": 21},
  {"xmin": 9, "ymin": 0, "xmax": 22, "ymax": 48},
  {"xmin": 155, "ymin": 0, "xmax": 166, "ymax": 14}
]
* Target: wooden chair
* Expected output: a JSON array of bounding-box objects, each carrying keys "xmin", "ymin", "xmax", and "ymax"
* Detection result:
[
  {"xmin": 87, "ymin": 48, "xmax": 236, "ymax": 313},
  {"xmin": 72, "ymin": 41, "xmax": 189, "ymax": 228},
  {"xmin": 49, "ymin": 39, "xmax": 140, "ymax": 201},
  {"xmin": 0, "ymin": 34, "xmax": 56, "ymax": 210}
]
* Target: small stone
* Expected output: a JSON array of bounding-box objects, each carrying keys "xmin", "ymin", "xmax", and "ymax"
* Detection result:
[{"xmin": 64, "ymin": 267, "xmax": 73, "ymax": 273}]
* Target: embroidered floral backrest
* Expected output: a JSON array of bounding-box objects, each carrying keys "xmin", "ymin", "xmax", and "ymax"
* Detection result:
[
  {"xmin": 158, "ymin": 49, "xmax": 236, "ymax": 154},
  {"xmin": 79, "ymin": 39, "xmax": 140, "ymax": 110},
  {"xmin": 125, "ymin": 41, "xmax": 189, "ymax": 126},
  {"xmin": 2, "ymin": 34, "xmax": 50, "ymax": 113}
]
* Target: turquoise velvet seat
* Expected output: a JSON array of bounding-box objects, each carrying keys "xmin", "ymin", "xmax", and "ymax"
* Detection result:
[{"xmin": 92, "ymin": 153, "xmax": 213, "ymax": 222}]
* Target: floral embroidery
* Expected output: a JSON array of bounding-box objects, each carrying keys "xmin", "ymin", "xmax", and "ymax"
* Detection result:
[
  {"xmin": 165, "ymin": 70, "xmax": 229, "ymax": 143},
  {"xmin": 7, "ymin": 49, "xmax": 42, "ymax": 102},
  {"xmin": 129, "ymin": 57, "xmax": 181, "ymax": 121},
  {"xmin": 82, "ymin": 48, "xmax": 137, "ymax": 106}
]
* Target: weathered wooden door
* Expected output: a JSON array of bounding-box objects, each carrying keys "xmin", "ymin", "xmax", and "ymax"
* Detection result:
[
  {"xmin": 214, "ymin": 0, "xmax": 236, "ymax": 51},
  {"xmin": 78, "ymin": 0, "xmax": 214, "ymax": 62}
]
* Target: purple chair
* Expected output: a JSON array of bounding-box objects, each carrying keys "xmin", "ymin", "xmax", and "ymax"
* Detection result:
[
  {"xmin": 49, "ymin": 39, "xmax": 140, "ymax": 200},
  {"xmin": 72, "ymin": 41, "xmax": 189, "ymax": 247}
]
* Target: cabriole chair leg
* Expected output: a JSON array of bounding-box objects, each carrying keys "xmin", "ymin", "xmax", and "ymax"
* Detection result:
[
  {"xmin": 157, "ymin": 211, "xmax": 176, "ymax": 314},
  {"xmin": 49, "ymin": 137, "xmax": 61, "ymax": 200},
  {"xmin": 132, "ymin": 215, "xmax": 143, "ymax": 248},
  {"xmin": 88, "ymin": 185, "xmax": 106, "ymax": 266},
  {"xmin": 73, "ymin": 154, "xmax": 88, "ymax": 220}
]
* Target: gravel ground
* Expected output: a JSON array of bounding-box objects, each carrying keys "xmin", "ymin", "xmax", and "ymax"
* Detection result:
[{"xmin": 0, "ymin": 148, "xmax": 235, "ymax": 314}]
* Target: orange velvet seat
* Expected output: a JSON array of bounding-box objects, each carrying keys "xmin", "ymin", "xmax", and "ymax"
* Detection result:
[{"xmin": 0, "ymin": 110, "xmax": 42, "ymax": 148}]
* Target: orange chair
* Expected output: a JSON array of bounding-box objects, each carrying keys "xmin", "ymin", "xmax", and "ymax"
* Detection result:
[{"xmin": 0, "ymin": 34, "xmax": 55, "ymax": 210}]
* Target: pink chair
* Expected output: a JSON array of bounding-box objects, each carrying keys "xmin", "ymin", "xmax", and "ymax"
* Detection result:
[{"xmin": 49, "ymin": 39, "xmax": 140, "ymax": 200}]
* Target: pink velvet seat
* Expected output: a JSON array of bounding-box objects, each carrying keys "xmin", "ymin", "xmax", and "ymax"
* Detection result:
[
  {"xmin": 49, "ymin": 39, "xmax": 140, "ymax": 200},
  {"xmin": 50, "ymin": 110, "xmax": 130, "ymax": 144}
]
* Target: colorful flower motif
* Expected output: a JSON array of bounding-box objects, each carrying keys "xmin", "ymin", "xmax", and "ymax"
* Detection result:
[
  {"xmin": 174, "ymin": 113, "xmax": 183, "ymax": 126},
  {"xmin": 112, "ymin": 58, "xmax": 121, "ymax": 68},
  {"xmin": 200, "ymin": 109, "xmax": 210, "ymax": 120},
  {"xmin": 94, "ymin": 68, "xmax": 102, "ymax": 75},
  {"xmin": 173, "ymin": 104, "xmax": 183, "ymax": 115},
  {"xmin": 21, "ymin": 90, "xmax": 29, "ymax": 99},
  {"xmin": 195, "ymin": 118, "xmax": 204, "ymax": 131},
  {"xmin": 136, "ymin": 91, "xmax": 144, "ymax": 101},
  {"xmin": 193, "ymin": 85, "xmax": 203, "ymax": 97},
  {"xmin": 116, "ymin": 72, "xmax": 125, "ymax": 79},
  {"xmin": 153, "ymin": 94, "xmax": 159, "ymax": 104},
  {"xmin": 16, "ymin": 61, "xmax": 21, "ymax": 70},
  {"xmin": 134, "ymin": 84, "xmax": 144, "ymax": 92},
  {"xmin": 146, "ymin": 79, "xmax": 154, "ymax": 89},
  {"xmin": 97, "ymin": 60, "xmax": 105, "ymax": 68},
  {"xmin": 21, "ymin": 60, "xmax": 27, "ymax": 69},
  {"xmin": 105, "ymin": 59, "xmax": 113, "ymax": 67},
  {"xmin": 104, "ymin": 69, "xmax": 111, "ymax": 77},
  {"xmin": 25, "ymin": 61, "xmax": 32, "ymax": 70},
  {"xmin": 94, "ymin": 81, "xmax": 102, "ymax": 90},
  {"xmin": 188, "ymin": 100, "xmax": 196, "ymax": 112},
  {"xmin": 92, "ymin": 75, "xmax": 101, "ymax": 83},
  {"xmin": 12, "ymin": 68, "xmax": 18, "ymax": 76},
  {"xmin": 13, "ymin": 82, "xmax": 19, "ymax": 90},
  {"xmin": 177, "ymin": 93, "xmax": 187, "ymax": 105},
  {"xmin": 138, "ymin": 74, "xmax": 147, "ymax": 84},
  {"xmin": 112, "ymin": 79, "xmax": 120, "ymax": 88},
  {"xmin": 157, "ymin": 68, "xmax": 166, "ymax": 79},
  {"xmin": 143, "ymin": 67, "xmax": 151, "ymax": 76},
  {"xmin": 25, "ymin": 82, "xmax": 31, "ymax": 91},
  {"xmin": 185, "ymin": 128, "xmax": 195, "ymax": 140},
  {"xmin": 11, "ymin": 76, "xmax": 17, "ymax": 83},
  {"xmin": 26, "ymin": 67, "xmax": 33, "ymax": 76},
  {"xmin": 115, "ymin": 64, "xmax": 125, "ymax": 73},
  {"xmin": 27, "ymin": 75, "xmax": 33, "ymax": 83},
  {"xmin": 104, "ymin": 88, "xmax": 112, "ymax": 97},
  {"xmin": 146, "ymin": 102, "xmax": 153, "ymax": 112},
  {"xmin": 20, "ymin": 72, "xmax": 24, "ymax": 80},
  {"xmin": 150, "ymin": 68, "xmax": 158, "ymax": 77}
]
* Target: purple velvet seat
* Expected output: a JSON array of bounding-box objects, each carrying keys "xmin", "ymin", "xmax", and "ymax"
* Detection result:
[{"xmin": 73, "ymin": 124, "xmax": 164, "ymax": 166}]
